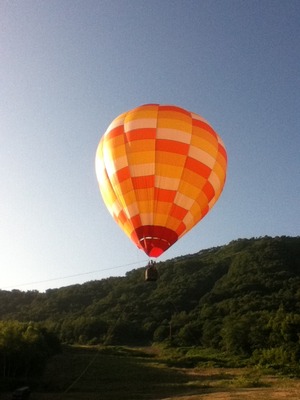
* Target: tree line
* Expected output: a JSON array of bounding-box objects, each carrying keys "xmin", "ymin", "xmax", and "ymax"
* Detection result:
[
  {"xmin": 0, "ymin": 321, "xmax": 60, "ymax": 388},
  {"xmin": 0, "ymin": 236, "xmax": 299, "ymax": 375}
]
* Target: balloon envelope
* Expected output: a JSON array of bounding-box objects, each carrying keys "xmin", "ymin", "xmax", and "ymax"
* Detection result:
[{"xmin": 95, "ymin": 104, "xmax": 227, "ymax": 257}]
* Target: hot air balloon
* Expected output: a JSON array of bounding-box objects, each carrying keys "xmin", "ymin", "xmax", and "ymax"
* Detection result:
[{"xmin": 95, "ymin": 104, "xmax": 227, "ymax": 261}]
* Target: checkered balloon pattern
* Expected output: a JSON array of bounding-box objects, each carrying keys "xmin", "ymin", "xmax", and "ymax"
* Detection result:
[{"xmin": 95, "ymin": 104, "xmax": 227, "ymax": 257}]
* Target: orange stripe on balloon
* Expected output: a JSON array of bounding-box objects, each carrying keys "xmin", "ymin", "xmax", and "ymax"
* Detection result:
[
  {"xmin": 116, "ymin": 167, "xmax": 131, "ymax": 182},
  {"xmin": 154, "ymin": 188, "xmax": 176, "ymax": 203},
  {"xmin": 176, "ymin": 221, "xmax": 187, "ymax": 237},
  {"xmin": 156, "ymin": 140, "xmax": 189, "ymax": 155},
  {"xmin": 170, "ymin": 204, "xmax": 189, "ymax": 220},
  {"xmin": 159, "ymin": 105, "xmax": 191, "ymax": 117},
  {"xmin": 125, "ymin": 128, "xmax": 156, "ymax": 141},
  {"xmin": 202, "ymin": 181, "xmax": 215, "ymax": 201},
  {"xmin": 193, "ymin": 119, "xmax": 217, "ymax": 139},
  {"xmin": 132, "ymin": 175, "xmax": 154, "ymax": 189},
  {"xmin": 118, "ymin": 210, "xmax": 127, "ymax": 225},
  {"xmin": 130, "ymin": 214, "xmax": 142, "ymax": 228},
  {"xmin": 218, "ymin": 143, "xmax": 227, "ymax": 161},
  {"xmin": 185, "ymin": 157, "xmax": 211, "ymax": 178},
  {"xmin": 105, "ymin": 125, "xmax": 124, "ymax": 140}
]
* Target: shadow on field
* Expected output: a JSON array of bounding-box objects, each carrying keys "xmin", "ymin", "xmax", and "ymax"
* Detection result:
[
  {"xmin": 33, "ymin": 345, "xmax": 203, "ymax": 400},
  {"xmin": 3, "ymin": 346, "xmax": 300, "ymax": 400}
]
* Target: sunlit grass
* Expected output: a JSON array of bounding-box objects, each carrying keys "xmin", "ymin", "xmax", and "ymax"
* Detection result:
[{"xmin": 3, "ymin": 345, "xmax": 299, "ymax": 400}]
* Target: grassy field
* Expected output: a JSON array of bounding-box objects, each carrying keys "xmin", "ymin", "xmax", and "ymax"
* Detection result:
[{"xmin": 3, "ymin": 345, "xmax": 300, "ymax": 399}]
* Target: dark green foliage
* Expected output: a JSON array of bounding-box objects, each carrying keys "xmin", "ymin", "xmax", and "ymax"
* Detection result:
[
  {"xmin": 0, "ymin": 321, "xmax": 61, "ymax": 388},
  {"xmin": 1, "ymin": 236, "xmax": 300, "ymax": 370}
]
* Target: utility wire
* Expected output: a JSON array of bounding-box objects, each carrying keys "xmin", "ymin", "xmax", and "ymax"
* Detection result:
[
  {"xmin": 58, "ymin": 296, "xmax": 131, "ymax": 398},
  {"xmin": 58, "ymin": 348, "xmax": 99, "ymax": 399},
  {"xmin": 2, "ymin": 260, "xmax": 148, "ymax": 290},
  {"xmin": 59, "ymin": 290, "xmax": 134, "ymax": 400}
]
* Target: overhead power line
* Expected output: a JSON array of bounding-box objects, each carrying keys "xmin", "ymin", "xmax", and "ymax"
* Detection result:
[{"xmin": 2, "ymin": 260, "xmax": 148, "ymax": 290}]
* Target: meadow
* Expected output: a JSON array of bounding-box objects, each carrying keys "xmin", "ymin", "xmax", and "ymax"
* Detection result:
[{"xmin": 3, "ymin": 345, "xmax": 300, "ymax": 400}]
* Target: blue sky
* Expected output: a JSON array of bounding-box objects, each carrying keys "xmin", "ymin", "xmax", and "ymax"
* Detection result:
[{"xmin": 1, "ymin": 0, "xmax": 299, "ymax": 291}]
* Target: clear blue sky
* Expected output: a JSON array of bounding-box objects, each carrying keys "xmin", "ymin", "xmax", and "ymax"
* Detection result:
[{"xmin": 1, "ymin": 0, "xmax": 299, "ymax": 291}]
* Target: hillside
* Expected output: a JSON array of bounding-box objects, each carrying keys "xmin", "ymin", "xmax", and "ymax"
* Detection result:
[{"xmin": 1, "ymin": 236, "xmax": 300, "ymax": 368}]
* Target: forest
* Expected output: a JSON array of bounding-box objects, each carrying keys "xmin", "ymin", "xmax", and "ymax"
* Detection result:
[{"xmin": 0, "ymin": 235, "xmax": 300, "ymax": 384}]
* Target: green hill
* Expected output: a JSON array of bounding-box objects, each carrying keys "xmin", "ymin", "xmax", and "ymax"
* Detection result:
[{"xmin": 1, "ymin": 236, "xmax": 300, "ymax": 369}]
